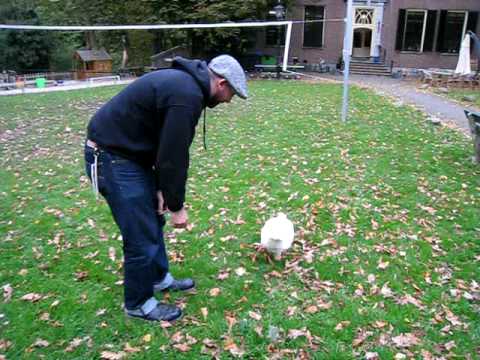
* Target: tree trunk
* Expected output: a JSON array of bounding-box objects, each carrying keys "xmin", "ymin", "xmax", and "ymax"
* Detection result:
[
  {"xmin": 121, "ymin": 35, "xmax": 129, "ymax": 69},
  {"xmin": 85, "ymin": 31, "xmax": 97, "ymax": 49}
]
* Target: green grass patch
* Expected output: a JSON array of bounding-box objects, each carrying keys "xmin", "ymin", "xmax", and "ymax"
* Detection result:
[{"xmin": 1, "ymin": 81, "xmax": 479, "ymax": 359}]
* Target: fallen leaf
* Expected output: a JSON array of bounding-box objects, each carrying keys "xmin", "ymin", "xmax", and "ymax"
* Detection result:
[
  {"xmin": 392, "ymin": 333, "xmax": 421, "ymax": 348},
  {"xmin": 0, "ymin": 339, "xmax": 12, "ymax": 351},
  {"xmin": 142, "ymin": 334, "xmax": 152, "ymax": 343},
  {"xmin": 287, "ymin": 328, "xmax": 308, "ymax": 339},
  {"xmin": 96, "ymin": 308, "xmax": 107, "ymax": 316},
  {"xmin": 201, "ymin": 307, "xmax": 208, "ymax": 320},
  {"xmin": 123, "ymin": 343, "xmax": 141, "ymax": 353},
  {"xmin": 33, "ymin": 339, "xmax": 49, "ymax": 348},
  {"xmin": 235, "ymin": 267, "xmax": 246, "ymax": 277},
  {"xmin": 377, "ymin": 258, "xmax": 390, "ymax": 270},
  {"xmin": 209, "ymin": 288, "xmax": 221, "ymax": 297},
  {"xmin": 108, "ymin": 247, "xmax": 116, "ymax": 262},
  {"xmin": 21, "ymin": 293, "xmax": 43, "ymax": 302},
  {"xmin": 173, "ymin": 343, "xmax": 191, "ymax": 352},
  {"xmin": 217, "ymin": 269, "xmax": 230, "ymax": 280},
  {"xmin": 65, "ymin": 338, "xmax": 83, "ymax": 352},
  {"xmin": 365, "ymin": 352, "xmax": 379, "ymax": 360},
  {"xmin": 248, "ymin": 311, "xmax": 262, "ymax": 321},
  {"xmin": 335, "ymin": 321, "xmax": 351, "ymax": 331},
  {"xmin": 100, "ymin": 351, "xmax": 126, "ymax": 360},
  {"xmin": 2, "ymin": 284, "xmax": 12, "ymax": 302},
  {"xmin": 305, "ymin": 305, "xmax": 318, "ymax": 314}
]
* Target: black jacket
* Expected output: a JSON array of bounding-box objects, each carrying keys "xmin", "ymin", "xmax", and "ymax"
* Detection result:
[{"xmin": 87, "ymin": 57, "xmax": 211, "ymax": 211}]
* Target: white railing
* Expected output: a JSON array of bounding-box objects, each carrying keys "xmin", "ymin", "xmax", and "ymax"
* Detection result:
[{"xmin": 88, "ymin": 75, "xmax": 120, "ymax": 84}]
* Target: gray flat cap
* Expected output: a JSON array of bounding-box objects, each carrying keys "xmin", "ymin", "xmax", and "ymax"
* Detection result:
[{"xmin": 208, "ymin": 55, "xmax": 248, "ymax": 99}]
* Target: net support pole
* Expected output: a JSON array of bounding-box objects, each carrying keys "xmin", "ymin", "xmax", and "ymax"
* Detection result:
[
  {"xmin": 282, "ymin": 21, "xmax": 293, "ymax": 71},
  {"xmin": 341, "ymin": 0, "xmax": 354, "ymax": 122}
]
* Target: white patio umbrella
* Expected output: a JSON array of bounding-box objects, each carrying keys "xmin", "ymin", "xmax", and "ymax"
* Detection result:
[{"xmin": 455, "ymin": 33, "xmax": 471, "ymax": 75}]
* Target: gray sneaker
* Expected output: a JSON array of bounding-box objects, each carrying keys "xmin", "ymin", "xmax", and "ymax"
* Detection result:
[
  {"xmin": 154, "ymin": 277, "xmax": 195, "ymax": 293},
  {"xmin": 126, "ymin": 298, "xmax": 182, "ymax": 322}
]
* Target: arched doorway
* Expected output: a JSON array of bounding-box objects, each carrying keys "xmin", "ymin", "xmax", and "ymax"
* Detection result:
[{"xmin": 352, "ymin": 28, "xmax": 372, "ymax": 58}]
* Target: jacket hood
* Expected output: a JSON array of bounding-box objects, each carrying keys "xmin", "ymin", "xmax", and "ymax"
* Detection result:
[{"xmin": 171, "ymin": 57, "xmax": 211, "ymax": 102}]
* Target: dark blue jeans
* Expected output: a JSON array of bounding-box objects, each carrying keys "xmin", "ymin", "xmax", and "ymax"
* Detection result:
[{"xmin": 84, "ymin": 144, "xmax": 168, "ymax": 310}]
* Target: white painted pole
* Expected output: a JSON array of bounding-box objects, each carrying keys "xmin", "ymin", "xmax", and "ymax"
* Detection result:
[
  {"xmin": 341, "ymin": 0, "xmax": 354, "ymax": 122},
  {"xmin": 282, "ymin": 21, "xmax": 293, "ymax": 71}
]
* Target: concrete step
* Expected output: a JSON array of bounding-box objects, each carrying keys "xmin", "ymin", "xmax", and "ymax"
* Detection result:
[
  {"xmin": 350, "ymin": 69, "xmax": 392, "ymax": 76},
  {"xmin": 349, "ymin": 61, "xmax": 392, "ymax": 76}
]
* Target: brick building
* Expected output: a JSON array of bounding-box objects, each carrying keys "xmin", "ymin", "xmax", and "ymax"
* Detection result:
[{"xmin": 256, "ymin": 0, "xmax": 480, "ymax": 72}]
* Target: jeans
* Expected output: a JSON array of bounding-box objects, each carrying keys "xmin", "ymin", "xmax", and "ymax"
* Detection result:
[{"xmin": 84, "ymin": 143, "xmax": 169, "ymax": 310}]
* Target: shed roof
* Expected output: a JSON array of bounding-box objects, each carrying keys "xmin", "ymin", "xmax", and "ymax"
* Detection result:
[{"xmin": 75, "ymin": 49, "xmax": 112, "ymax": 61}]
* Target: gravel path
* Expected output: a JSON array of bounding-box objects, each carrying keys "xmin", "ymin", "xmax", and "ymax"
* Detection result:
[{"xmin": 315, "ymin": 73, "xmax": 478, "ymax": 136}]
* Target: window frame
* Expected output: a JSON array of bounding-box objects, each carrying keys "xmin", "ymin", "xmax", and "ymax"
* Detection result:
[
  {"xmin": 440, "ymin": 10, "xmax": 468, "ymax": 55},
  {"xmin": 401, "ymin": 9, "xmax": 428, "ymax": 53},
  {"xmin": 302, "ymin": 5, "xmax": 325, "ymax": 48}
]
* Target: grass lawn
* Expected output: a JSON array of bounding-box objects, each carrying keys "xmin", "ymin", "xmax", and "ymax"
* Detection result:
[
  {"xmin": 432, "ymin": 87, "xmax": 480, "ymax": 109},
  {"xmin": 1, "ymin": 81, "xmax": 479, "ymax": 359}
]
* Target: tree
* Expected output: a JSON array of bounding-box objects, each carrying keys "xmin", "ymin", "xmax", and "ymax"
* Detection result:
[{"xmin": 0, "ymin": 1, "xmax": 55, "ymax": 72}]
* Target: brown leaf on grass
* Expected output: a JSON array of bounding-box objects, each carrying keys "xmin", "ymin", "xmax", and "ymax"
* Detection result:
[
  {"xmin": 223, "ymin": 336, "xmax": 245, "ymax": 357},
  {"xmin": 108, "ymin": 247, "xmax": 116, "ymax": 262},
  {"xmin": 21, "ymin": 293, "xmax": 43, "ymax": 302},
  {"xmin": 33, "ymin": 339, "xmax": 49, "ymax": 348},
  {"xmin": 170, "ymin": 331, "xmax": 184, "ymax": 343},
  {"xmin": 444, "ymin": 340, "xmax": 456, "ymax": 351},
  {"xmin": 352, "ymin": 330, "xmax": 372, "ymax": 348},
  {"xmin": 96, "ymin": 308, "xmax": 107, "ymax": 316},
  {"xmin": 2, "ymin": 284, "xmax": 12, "ymax": 302},
  {"xmin": 217, "ymin": 269, "xmax": 230, "ymax": 281},
  {"xmin": 225, "ymin": 313, "xmax": 237, "ymax": 333},
  {"xmin": 287, "ymin": 328, "xmax": 308, "ymax": 339},
  {"xmin": 305, "ymin": 305, "xmax": 318, "ymax": 314},
  {"xmin": 285, "ymin": 306, "xmax": 297, "ymax": 317},
  {"xmin": 365, "ymin": 352, "xmax": 379, "ymax": 360},
  {"xmin": 380, "ymin": 283, "xmax": 394, "ymax": 298},
  {"xmin": 173, "ymin": 343, "xmax": 191, "ymax": 352},
  {"xmin": 0, "ymin": 339, "xmax": 12, "ymax": 351},
  {"xmin": 317, "ymin": 298, "xmax": 332, "ymax": 310},
  {"xmin": 377, "ymin": 258, "xmax": 390, "ymax": 270},
  {"xmin": 235, "ymin": 267, "xmax": 246, "ymax": 277},
  {"xmin": 39, "ymin": 312, "xmax": 50, "ymax": 321},
  {"xmin": 123, "ymin": 343, "xmax": 141, "ymax": 353},
  {"xmin": 397, "ymin": 294, "xmax": 425, "ymax": 309},
  {"xmin": 391, "ymin": 333, "xmax": 421, "ymax": 348},
  {"xmin": 209, "ymin": 288, "xmax": 221, "ymax": 297},
  {"xmin": 200, "ymin": 307, "xmax": 208, "ymax": 320},
  {"xmin": 248, "ymin": 311, "xmax": 262, "ymax": 321},
  {"xmin": 100, "ymin": 351, "xmax": 126, "ymax": 360},
  {"xmin": 420, "ymin": 349, "xmax": 434, "ymax": 360},
  {"xmin": 65, "ymin": 338, "xmax": 83, "ymax": 352},
  {"xmin": 74, "ymin": 271, "xmax": 88, "ymax": 281},
  {"xmin": 334, "ymin": 321, "xmax": 351, "ymax": 331}
]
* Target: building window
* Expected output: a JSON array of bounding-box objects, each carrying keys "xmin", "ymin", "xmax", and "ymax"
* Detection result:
[
  {"xmin": 396, "ymin": 9, "xmax": 438, "ymax": 53},
  {"xmin": 303, "ymin": 6, "xmax": 324, "ymax": 48},
  {"xmin": 355, "ymin": 8, "xmax": 373, "ymax": 25},
  {"xmin": 401, "ymin": 10, "xmax": 427, "ymax": 52},
  {"xmin": 436, "ymin": 11, "xmax": 478, "ymax": 53}
]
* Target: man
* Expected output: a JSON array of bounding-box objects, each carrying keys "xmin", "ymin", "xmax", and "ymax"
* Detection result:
[{"xmin": 84, "ymin": 55, "xmax": 248, "ymax": 322}]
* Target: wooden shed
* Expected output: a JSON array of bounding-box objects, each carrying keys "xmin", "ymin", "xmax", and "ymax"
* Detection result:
[{"xmin": 73, "ymin": 48, "xmax": 113, "ymax": 80}]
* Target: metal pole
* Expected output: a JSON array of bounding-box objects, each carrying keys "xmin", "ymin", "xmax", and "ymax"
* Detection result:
[
  {"xmin": 282, "ymin": 22, "xmax": 292, "ymax": 71},
  {"xmin": 341, "ymin": 0, "xmax": 354, "ymax": 122}
]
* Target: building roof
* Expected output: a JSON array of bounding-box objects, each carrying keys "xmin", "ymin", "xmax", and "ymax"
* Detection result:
[{"xmin": 75, "ymin": 49, "xmax": 112, "ymax": 62}]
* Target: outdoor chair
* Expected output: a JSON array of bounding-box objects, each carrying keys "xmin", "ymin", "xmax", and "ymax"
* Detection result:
[{"xmin": 464, "ymin": 110, "xmax": 480, "ymax": 164}]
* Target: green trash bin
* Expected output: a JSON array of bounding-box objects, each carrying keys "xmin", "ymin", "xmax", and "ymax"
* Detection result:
[{"xmin": 35, "ymin": 78, "xmax": 46, "ymax": 88}]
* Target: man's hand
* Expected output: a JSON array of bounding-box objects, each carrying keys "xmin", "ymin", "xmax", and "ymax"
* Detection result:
[
  {"xmin": 157, "ymin": 191, "xmax": 167, "ymax": 215},
  {"xmin": 170, "ymin": 207, "xmax": 188, "ymax": 228}
]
